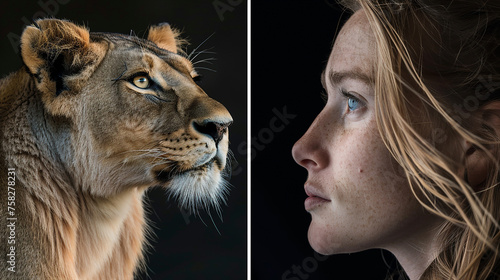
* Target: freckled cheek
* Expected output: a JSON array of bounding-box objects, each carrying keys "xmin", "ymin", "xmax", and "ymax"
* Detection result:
[{"xmin": 330, "ymin": 125, "xmax": 403, "ymax": 210}]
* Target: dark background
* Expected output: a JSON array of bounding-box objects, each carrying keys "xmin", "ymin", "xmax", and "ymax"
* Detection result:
[
  {"xmin": 251, "ymin": 1, "xmax": 400, "ymax": 279},
  {"xmin": 0, "ymin": 1, "xmax": 247, "ymax": 279}
]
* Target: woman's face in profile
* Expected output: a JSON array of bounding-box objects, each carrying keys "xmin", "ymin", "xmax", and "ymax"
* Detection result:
[{"xmin": 292, "ymin": 10, "xmax": 440, "ymax": 255}]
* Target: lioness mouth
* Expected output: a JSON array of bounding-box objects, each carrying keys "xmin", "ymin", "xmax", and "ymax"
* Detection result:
[{"xmin": 155, "ymin": 158, "xmax": 216, "ymax": 183}]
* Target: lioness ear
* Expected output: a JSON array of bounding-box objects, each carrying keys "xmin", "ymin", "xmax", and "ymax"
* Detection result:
[
  {"xmin": 147, "ymin": 23, "xmax": 185, "ymax": 53},
  {"xmin": 21, "ymin": 19, "xmax": 90, "ymax": 75},
  {"xmin": 20, "ymin": 19, "xmax": 105, "ymax": 116}
]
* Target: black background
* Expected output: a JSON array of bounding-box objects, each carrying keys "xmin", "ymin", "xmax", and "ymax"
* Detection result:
[
  {"xmin": 251, "ymin": 1, "xmax": 399, "ymax": 279},
  {"xmin": 0, "ymin": 1, "xmax": 247, "ymax": 279}
]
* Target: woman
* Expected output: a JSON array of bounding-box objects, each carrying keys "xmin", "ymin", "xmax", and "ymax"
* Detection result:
[{"xmin": 292, "ymin": 0, "xmax": 500, "ymax": 279}]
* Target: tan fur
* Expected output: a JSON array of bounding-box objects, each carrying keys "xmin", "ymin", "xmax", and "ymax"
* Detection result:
[
  {"xmin": 147, "ymin": 23, "xmax": 186, "ymax": 54},
  {"xmin": 0, "ymin": 19, "xmax": 232, "ymax": 279}
]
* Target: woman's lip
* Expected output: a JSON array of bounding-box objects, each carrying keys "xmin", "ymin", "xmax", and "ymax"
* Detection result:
[
  {"xmin": 305, "ymin": 196, "xmax": 330, "ymax": 211},
  {"xmin": 304, "ymin": 184, "xmax": 330, "ymax": 211}
]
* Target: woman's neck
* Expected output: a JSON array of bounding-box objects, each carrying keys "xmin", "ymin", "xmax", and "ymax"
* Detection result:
[{"xmin": 386, "ymin": 217, "xmax": 443, "ymax": 280}]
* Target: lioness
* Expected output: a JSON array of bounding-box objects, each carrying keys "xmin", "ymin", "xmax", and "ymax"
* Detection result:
[{"xmin": 0, "ymin": 19, "xmax": 232, "ymax": 279}]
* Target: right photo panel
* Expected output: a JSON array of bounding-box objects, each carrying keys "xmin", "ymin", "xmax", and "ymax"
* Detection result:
[
  {"xmin": 252, "ymin": 1, "xmax": 398, "ymax": 279},
  {"xmin": 252, "ymin": 0, "xmax": 500, "ymax": 279}
]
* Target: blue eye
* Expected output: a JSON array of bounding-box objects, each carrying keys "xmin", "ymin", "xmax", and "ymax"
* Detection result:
[
  {"xmin": 341, "ymin": 89, "xmax": 363, "ymax": 112},
  {"xmin": 347, "ymin": 97, "xmax": 360, "ymax": 111}
]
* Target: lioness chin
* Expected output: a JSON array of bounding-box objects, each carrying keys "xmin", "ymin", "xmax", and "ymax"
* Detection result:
[{"xmin": 0, "ymin": 19, "xmax": 232, "ymax": 279}]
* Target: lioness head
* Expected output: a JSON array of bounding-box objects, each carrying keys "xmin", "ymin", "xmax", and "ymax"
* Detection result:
[{"xmin": 20, "ymin": 19, "xmax": 232, "ymax": 212}]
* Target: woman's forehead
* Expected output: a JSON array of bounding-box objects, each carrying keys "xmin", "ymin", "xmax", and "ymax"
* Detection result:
[{"xmin": 326, "ymin": 10, "xmax": 376, "ymax": 83}]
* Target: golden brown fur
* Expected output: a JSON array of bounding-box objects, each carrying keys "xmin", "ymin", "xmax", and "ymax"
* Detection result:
[{"xmin": 0, "ymin": 19, "xmax": 232, "ymax": 279}]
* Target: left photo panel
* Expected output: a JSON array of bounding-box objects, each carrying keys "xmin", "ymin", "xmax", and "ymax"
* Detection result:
[{"xmin": 0, "ymin": 1, "xmax": 247, "ymax": 279}]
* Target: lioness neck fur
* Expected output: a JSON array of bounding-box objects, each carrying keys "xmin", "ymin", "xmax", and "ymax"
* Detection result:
[{"xmin": 0, "ymin": 19, "xmax": 232, "ymax": 279}]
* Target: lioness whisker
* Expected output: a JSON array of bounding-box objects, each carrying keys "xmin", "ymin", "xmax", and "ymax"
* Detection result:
[
  {"xmin": 189, "ymin": 48, "xmax": 216, "ymax": 63},
  {"xmin": 111, "ymin": 61, "xmax": 128, "ymax": 84},
  {"xmin": 190, "ymin": 50, "xmax": 216, "ymax": 56},
  {"xmin": 187, "ymin": 32, "xmax": 215, "ymax": 61},
  {"xmin": 195, "ymin": 67, "xmax": 217, "ymax": 73},
  {"xmin": 208, "ymin": 211, "xmax": 222, "ymax": 235},
  {"xmin": 192, "ymin": 58, "xmax": 216, "ymax": 66}
]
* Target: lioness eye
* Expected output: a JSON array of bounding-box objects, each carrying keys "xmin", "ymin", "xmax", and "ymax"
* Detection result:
[{"xmin": 132, "ymin": 76, "xmax": 150, "ymax": 89}]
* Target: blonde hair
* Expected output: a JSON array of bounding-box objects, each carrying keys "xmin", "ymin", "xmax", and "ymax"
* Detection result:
[{"xmin": 339, "ymin": 0, "xmax": 500, "ymax": 279}]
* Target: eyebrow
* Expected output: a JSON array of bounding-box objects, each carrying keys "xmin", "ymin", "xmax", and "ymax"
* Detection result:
[{"xmin": 321, "ymin": 70, "xmax": 374, "ymax": 88}]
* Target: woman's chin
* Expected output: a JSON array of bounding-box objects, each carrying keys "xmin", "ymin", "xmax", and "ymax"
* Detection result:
[{"xmin": 307, "ymin": 220, "xmax": 339, "ymax": 255}]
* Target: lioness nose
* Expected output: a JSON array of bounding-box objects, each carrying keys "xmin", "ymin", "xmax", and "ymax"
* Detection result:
[{"xmin": 193, "ymin": 120, "xmax": 232, "ymax": 145}]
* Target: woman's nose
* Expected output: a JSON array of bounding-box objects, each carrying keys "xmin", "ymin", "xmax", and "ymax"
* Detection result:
[{"xmin": 292, "ymin": 112, "xmax": 330, "ymax": 172}]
